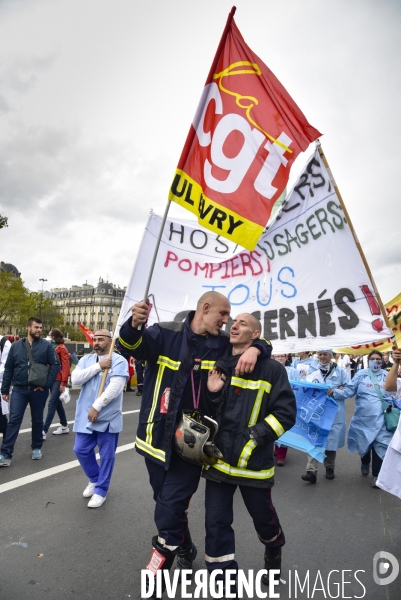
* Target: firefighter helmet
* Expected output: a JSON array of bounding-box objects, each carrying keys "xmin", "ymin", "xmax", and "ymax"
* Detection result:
[{"xmin": 174, "ymin": 411, "xmax": 224, "ymax": 466}]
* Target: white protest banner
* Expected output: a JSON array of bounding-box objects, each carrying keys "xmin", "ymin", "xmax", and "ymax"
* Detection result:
[{"xmin": 118, "ymin": 149, "xmax": 392, "ymax": 352}]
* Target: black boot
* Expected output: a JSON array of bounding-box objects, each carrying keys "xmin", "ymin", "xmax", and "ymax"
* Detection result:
[
  {"xmin": 176, "ymin": 542, "xmax": 197, "ymax": 569},
  {"xmin": 325, "ymin": 468, "xmax": 335, "ymax": 479},
  {"xmin": 301, "ymin": 471, "xmax": 317, "ymax": 484},
  {"xmin": 261, "ymin": 546, "xmax": 281, "ymax": 586},
  {"xmin": 141, "ymin": 538, "xmax": 175, "ymax": 599},
  {"xmin": 136, "ymin": 386, "xmax": 143, "ymax": 396}
]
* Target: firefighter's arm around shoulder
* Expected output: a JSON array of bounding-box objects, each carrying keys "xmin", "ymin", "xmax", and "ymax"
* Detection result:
[{"xmin": 249, "ymin": 361, "xmax": 296, "ymax": 446}]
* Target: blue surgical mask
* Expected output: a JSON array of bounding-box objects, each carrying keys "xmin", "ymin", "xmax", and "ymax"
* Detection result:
[{"xmin": 369, "ymin": 359, "xmax": 382, "ymax": 373}]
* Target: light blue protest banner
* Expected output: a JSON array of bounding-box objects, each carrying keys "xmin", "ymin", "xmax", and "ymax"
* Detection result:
[{"xmin": 276, "ymin": 380, "xmax": 339, "ymax": 462}]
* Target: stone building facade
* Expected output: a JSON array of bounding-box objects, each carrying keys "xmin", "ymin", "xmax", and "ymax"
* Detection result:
[{"xmin": 50, "ymin": 278, "xmax": 125, "ymax": 335}]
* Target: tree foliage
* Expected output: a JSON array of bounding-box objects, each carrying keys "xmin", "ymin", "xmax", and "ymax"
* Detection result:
[
  {"xmin": 28, "ymin": 292, "xmax": 64, "ymax": 333},
  {"xmin": 0, "ymin": 271, "xmax": 32, "ymax": 331},
  {"xmin": 63, "ymin": 325, "xmax": 86, "ymax": 342},
  {"xmin": 0, "ymin": 214, "xmax": 8, "ymax": 229},
  {"xmin": 0, "ymin": 272, "xmax": 64, "ymax": 334}
]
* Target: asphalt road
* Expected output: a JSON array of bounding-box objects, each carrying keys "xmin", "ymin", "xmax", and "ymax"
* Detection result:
[{"xmin": 1, "ymin": 390, "xmax": 400, "ymax": 600}]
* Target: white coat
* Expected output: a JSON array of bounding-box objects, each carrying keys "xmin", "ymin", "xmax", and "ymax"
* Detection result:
[{"xmin": 377, "ymin": 417, "xmax": 401, "ymax": 498}]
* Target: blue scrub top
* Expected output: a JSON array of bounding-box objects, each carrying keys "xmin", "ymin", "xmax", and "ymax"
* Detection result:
[{"xmin": 73, "ymin": 352, "xmax": 128, "ymax": 434}]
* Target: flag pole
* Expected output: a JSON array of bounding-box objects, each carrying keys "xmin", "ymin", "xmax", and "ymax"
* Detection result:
[
  {"xmin": 141, "ymin": 6, "xmax": 237, "ymax": 305},
  {"xmin": 142, "ymin": 200, "xmax": 171, "ymax": 303},
  {"xmin": 107, "ymin": 7, "xmax": 238, "ymax": 381},
  {"xmin": 316, "ymin": 140, "xmax": 397, "ymax": 348},
  {"xmin": 97, "ymin": 338, "xmax": 116, "ymax": 398}
]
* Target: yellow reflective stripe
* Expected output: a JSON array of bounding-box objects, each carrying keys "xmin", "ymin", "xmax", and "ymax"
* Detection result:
[
  {"xmin": 146, "ymin": 355, "xmax": 180, "ymax": 446},
  {"xmin": 237, "ymin": 439, "xmax": 257, "ymax": 468},
  {"xmin": 248, "ymin": 388, "xmax": 265, "ymax": 427},
  {"xmin": 146, "ymin": 363, "xmax": 164, "ymax": 444},
  {"xmin": 135, "ymin": 436, "xmax": 165, "ymax": 462},
  {"xmin": 118, "ymin": 335, "xmax": 142, "ymax": 351},
  {"xmin": 265, "ymin": 414, "xmax": 285, "ymax": 438},
  {"xmin": 258, "ymin": 336, "xmax": 271, "ymax": 346},
  {"xmin": 231, "ymin": 377, "xmax": 272, "ymax": 393},
  {"xmin": 210, "ymin": 460, "xmax": 274, "ymax": 480},
  {"xmin": 157, "ymin": 355, "xmax": 180, "ymax": 370},
  {"xmin": 201, "ymin": 360, "xmax": 216, "ymax": 370}
]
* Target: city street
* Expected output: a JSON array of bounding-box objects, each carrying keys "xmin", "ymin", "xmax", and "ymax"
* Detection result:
[{"xmin": 1, "ymin": 391, "xmax": 400, "ymax": 600}]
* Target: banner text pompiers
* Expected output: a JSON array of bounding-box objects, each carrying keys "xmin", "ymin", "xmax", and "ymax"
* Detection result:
[
  {"xmin": 168, "ymin": 16, "xmax": 321, "ymax": 251},
  {"xmin": 118, "ymin": 150, "xmax": 392, "ymax": 353}
]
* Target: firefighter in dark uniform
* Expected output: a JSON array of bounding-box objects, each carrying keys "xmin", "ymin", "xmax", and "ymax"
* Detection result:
[
  {"xmin": 204, "ymin": 313, "xmax": 296, "ymax": 593},
  {"xmin": 118, "ymin": 292, "xmax": 271, "ymax": 599}
]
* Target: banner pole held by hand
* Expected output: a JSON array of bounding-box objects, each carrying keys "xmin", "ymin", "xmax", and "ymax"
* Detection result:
[{"xmin": 97, "ymin": 338, "xmax": 116, "ymax": 398}]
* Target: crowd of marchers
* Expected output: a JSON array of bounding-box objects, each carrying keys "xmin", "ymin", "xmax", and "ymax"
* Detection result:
[{"xmin": 0, "ymin": 307, "xmax": 400, "ymax": 600}]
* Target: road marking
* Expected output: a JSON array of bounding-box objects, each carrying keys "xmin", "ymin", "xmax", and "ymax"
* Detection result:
[
  {"xmin": 19, "ymin": 409, "xmax": 140, "ymax": 434},
  {"xmin": 0, "ymin": 442, "xmax": 136, "ymax": 495}
]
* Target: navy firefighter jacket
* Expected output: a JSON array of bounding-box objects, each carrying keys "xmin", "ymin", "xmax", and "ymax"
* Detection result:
[
  {"xmin": 118, "ymin": 311, "xmax": 272, "ymax": 469},
  {"xmin": 203, "ymin": 350, "xmax": 296, "ymax": 488}
]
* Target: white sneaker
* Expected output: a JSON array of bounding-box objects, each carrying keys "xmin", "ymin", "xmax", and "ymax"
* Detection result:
[
  {"xmin": 42, "ymin": 431, "xmax": 47, "ymax": 440},
  {"xmin": 88, "ymin": 494, "xmax": 106, "ymax": 508},
  {"xmin": 83, "ymin": 481, "xmax": 97, "ymax": 498},
  {"xmin": 53, "ymin": 425, "xmax": 69, "ymax": 435}
]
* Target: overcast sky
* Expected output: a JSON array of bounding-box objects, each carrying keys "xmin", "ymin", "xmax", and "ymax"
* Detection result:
[{"xmin": 1, "ymin": 0, "xmax": 400, "ymax": 304}]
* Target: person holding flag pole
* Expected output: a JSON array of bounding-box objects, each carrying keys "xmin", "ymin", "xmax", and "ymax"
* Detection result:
[
  {"xmin": 116, "ymin": 5, "xmax": 321, "ymax": 597},
  {"xmin": 71, "ymin": 329, "xmax": 128, "ymax": 508}
]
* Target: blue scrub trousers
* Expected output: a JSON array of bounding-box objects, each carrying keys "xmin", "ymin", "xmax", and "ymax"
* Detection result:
[
  {"xmin": 73, "ymin": 428, "xmax": 119, "ymax": 497},
  {"xmin": 205, "ymin": 479, "xmax": 285, "ymax": 574}
]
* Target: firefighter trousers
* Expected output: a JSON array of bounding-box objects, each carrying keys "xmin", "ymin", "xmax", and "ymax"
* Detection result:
[
  {"xmin": 145, "ymin": 451, "xmax": 202, "ymax": 550},
  {"xmin": 205, "ymin": 478, "xmax": 285, "ymax": 574}
]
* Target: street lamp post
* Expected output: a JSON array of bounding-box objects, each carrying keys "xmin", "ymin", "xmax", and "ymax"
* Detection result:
[{"xmin": 39, "ymin": 278, "xmax": 48, "ymax": 320}]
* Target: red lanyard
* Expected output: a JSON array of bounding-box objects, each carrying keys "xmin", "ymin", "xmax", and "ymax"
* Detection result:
[{"xmin": 190, "ymin": 359, "xmax": 201, "ymax": 410}]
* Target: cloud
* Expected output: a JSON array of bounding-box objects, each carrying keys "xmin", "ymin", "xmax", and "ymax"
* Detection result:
[{"xmin": 0, "ymin": 120, "xmax": 171, "ymax": 223}]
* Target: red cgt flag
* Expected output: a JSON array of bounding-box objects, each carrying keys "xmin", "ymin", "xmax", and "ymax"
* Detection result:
[
  {"xmin": 78, "ymin": 322, "xmax": 94, "ymax": 346},
  {"xmin": 169, "ymin": 8, "xmax": 321, "ymax": 251}
]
